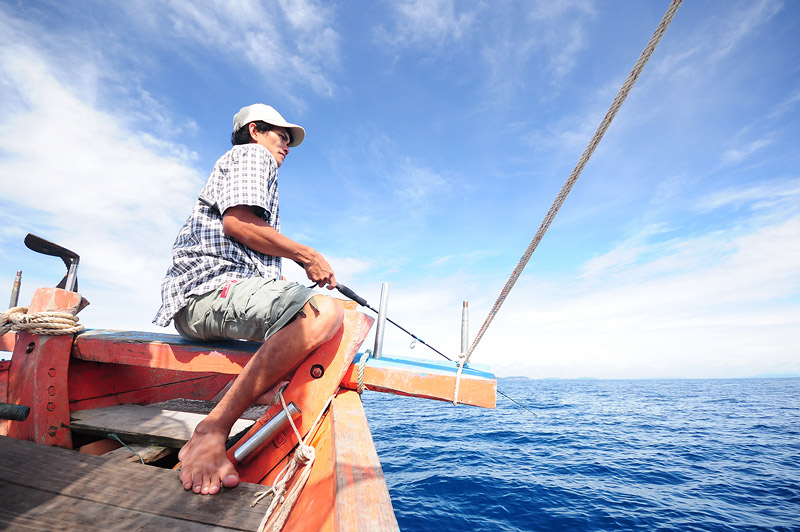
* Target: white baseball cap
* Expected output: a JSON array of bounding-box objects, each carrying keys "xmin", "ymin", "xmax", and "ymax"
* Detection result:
[{"xmin": 232, "ymin": 104, "xmax": 305, "ymax": 147}]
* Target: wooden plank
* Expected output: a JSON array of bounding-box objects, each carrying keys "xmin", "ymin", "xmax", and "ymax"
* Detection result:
[
  {"xmin": 103, "ymin": 443, "xmax": 173, "ymax": 464},
  {"xmin": 70, "ymin": 405, "xmax": 254, "ymax": 448},
  {"xmin": 0, "ymin": 486, "xmax": 246, "ymax": 531},
  {"xmin": 69, "ymin": 301, "xmax": 361, "ymax": 375},
  {"xmin": 275, "ymin": 390, "xmax": 399, "ymax": 532},
  {"xmin": 278, "ymin": 401, "xmax": 337, "ymax": 532},
  {"xmin": 77, "ymin": 438, "xmax": 122, "ymax": 456},
  {"xmin": 150, "ymin": 398, "xmax": 269, "ymax": 420},
  {"xmin": 72, "ymin": 329, "xmax": 258, "ymax": 374},
  {"xmin": 68, "ymin": 358, "xmax": 233, "ymax": 412},
  {"xmin": 331, "ymin": 390, "xmax": 399, "ymax": 531},
  {"xmin": 0, "ymin": 435, "xmax": 267, "ymax": 531},
  {"xmin": 342, "ymin": 353, "xmax": 497, "ymax": 409}
]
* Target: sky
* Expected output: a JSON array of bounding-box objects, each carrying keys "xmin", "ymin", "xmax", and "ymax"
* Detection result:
[{"xmin": 1, "ymin": 0, "xmax": 798, "ymax": 379}]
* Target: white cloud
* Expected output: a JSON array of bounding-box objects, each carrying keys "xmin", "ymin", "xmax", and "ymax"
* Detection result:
[
  {"xmin": 710, "ymin": 0, "xmax": 783, "ymax": 59},
  {"xmin": 0, "ymin": 13, "xmax": 203, "ymax": 330},
  {"xmin": 374, "ymin": 200, "xmax": 800, "ymax": 379},
  {"xmin": 376, "ymin": 0, "xmax": 475, "ymax": 49},
  {"xmin": 721, "ymin": 139, "xmax": 773, "ymax": 166},
  {"xmin": 696, "ymin": 178, "xmax": 800, "ymax": 213},
  {"xmin": 122, "ymin": 0, "xmax": 340, "ymax": 100}
]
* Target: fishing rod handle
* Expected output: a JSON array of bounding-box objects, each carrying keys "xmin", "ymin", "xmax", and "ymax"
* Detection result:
[{"xmin": 336, "ymin": 284, "xmax": 370, "ymax": 308}]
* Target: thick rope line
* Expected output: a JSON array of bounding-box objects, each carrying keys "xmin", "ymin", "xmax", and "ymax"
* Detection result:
[
  {"xmin": 0, "ymin": 306, "xmax": 83, "ymax": 336},
  {"xmin": 254, "ymin": 391, "xmax": 337, "ymax": 532},
  {"xmin": 463, "ymin": 0, "xmax": 683, "ymax": 365}
]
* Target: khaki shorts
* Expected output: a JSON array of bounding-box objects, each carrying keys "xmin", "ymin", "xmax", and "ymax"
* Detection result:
[{"xmin": 173, "ymin": 278, "xmax": 316, "ymax": 342}]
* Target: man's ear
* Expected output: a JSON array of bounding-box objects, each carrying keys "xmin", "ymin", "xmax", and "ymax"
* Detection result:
[{"xmin": 248, "ymin": 122, "xmax": 259, "ymax": 142}]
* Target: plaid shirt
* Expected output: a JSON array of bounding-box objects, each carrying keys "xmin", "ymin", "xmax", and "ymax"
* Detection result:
[{"xmin": 153, "ymin": 144, "xmax": 282, "ymax": 327}]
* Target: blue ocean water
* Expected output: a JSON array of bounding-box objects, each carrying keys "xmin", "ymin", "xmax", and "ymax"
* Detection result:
[{"xmin": 362, "ymin": 378, "xmax": 800, "ymax": 532}]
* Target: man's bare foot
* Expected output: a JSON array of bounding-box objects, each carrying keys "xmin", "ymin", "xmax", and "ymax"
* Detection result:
[{"xmin": 178, "ymin": 423, "xmax": 240, "ymax": 495}]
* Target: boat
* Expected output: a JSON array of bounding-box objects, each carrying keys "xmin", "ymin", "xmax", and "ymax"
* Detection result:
[{"xmin": 0, "ymin": 234, "xmax": 497, "ymax": 531}]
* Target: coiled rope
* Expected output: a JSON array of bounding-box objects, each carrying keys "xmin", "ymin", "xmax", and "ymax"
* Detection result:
[
  {"xmin": 0, "ymin": 306, "xmax": 84, "ymax": 337},
  {"xmin": 461, "ymin": 0, "xmax": 684, "ymax": 369}
]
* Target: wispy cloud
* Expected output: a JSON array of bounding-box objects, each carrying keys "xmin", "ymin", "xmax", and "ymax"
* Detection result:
[
  {"xmin": 375, "ymin": 0, "xmax": 475, "ymax": 50},
  {"xmin": 389, "ymin": 210, "xmax": 800, "ymax": 379},
  {"xmin": 696, "ymin": 178, "xmax": 800, "ymax": 214},
  {"xmin": 123, "ymin": 0, "xmax": 341, "ymax": 100},
  {"xmin": 0, "ymin": 9, "xmax": 202, "ymax": 328},
  {"xmin": 720, "ymin": 138, "xmax": 773, "ymax": 166},
  {"xmin": 710, "ymin": 0, "xmax": 783, "ymax": 59}
]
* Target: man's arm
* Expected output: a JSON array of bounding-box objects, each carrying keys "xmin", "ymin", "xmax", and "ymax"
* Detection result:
[{"xmin": 222, "ymin": 205, "xmax": 337, "ymax": 288}]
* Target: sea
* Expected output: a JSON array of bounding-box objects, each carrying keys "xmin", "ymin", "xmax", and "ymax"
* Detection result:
[{"xmin": 362, "ymin": 378, "xmax": 800, "ymax": 532}]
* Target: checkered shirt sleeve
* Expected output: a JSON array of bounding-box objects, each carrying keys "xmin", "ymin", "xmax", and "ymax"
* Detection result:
[{"xmin": 153, "ymin": 144, "xmax": 282, "ymax": 327}]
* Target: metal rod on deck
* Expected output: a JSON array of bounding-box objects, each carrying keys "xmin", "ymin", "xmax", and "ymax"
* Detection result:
[
  {"xmin": 233, "ymin": 402, "xmax": 301, "ymax": 463},
  {"xmin": 372, "ymin": 283, "xmax": 390, "ymax": 359}
]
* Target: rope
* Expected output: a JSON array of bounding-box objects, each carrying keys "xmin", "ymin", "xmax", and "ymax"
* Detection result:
[
  {"xmin": 463, "ymin": 0, "xmax": 683, "ymax": 365},
  {"xmin": 0, "ymin": 306, "xmax": 84, "ymax": 337},
  {"xmin": 253, "ymin": 390, "xmax": 337, "ymax": 532},
  {"xmin": 452, "ymin": 354, "xmax": 466, "ymax": 406},
  {"xmin": 357, "ymin": 349, "xmax": 371, "ymax": 395},
  {"xmin": 107, "ymin": 433, "xmax": 145, "ymax": 465}
]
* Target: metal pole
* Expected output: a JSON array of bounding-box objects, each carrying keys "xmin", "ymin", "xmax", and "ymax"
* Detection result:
[
  {"xmin": 233, "ymin": 402, "xmax": 301, "ymax": 463},
  {"xmin": 65, "ymin": 259, "xmax": 79, "ymax": 293},
  {"xmin": 460, "ymin": 300, "xmax": 469, "ymax": 354},
  {"xmin": 9, "ymin": 271, "xmax": 21, "ymax": 308},
  {"xmin": 372, "ymin": 283, "xmax": 390, "ymax": 359}
]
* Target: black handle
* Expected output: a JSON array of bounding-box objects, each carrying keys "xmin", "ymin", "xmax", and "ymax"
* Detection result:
[
  {"xmin": 0, "ymin": 403, "xmax": 30, "ymax": 421},
  {"xmin": 336, "ymin": 284, "xmax": 369, "ymax": 308}
]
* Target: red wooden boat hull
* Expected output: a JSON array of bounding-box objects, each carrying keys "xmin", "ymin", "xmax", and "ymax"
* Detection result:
[{"xmin": 0, "ymin": 287, "xmax": 496, "ymax": 530}]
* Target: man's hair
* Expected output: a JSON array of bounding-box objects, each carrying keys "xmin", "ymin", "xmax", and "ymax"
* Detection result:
[{"xmin": 231, "ymin": 120, "xmax": 273, "ymax": 146}]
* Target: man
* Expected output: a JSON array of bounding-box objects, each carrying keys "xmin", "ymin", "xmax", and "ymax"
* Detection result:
[{"xmin": 154, "ymin": 104, "xmax": 344, "ymax": 495}]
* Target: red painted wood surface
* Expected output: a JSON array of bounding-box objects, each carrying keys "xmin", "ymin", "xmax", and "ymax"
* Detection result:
[
  {"xmin": 330, "ymin": 390, "xmax": 398, "ymax": 531},
  {"xmin": 0, "ymin": 332, "xmax": 15, "ymax": 353},
  {"xmin": 0, "ymin": 360, "xmax": 8, "ymax": 437},
  {"xmin": 70, "ymin": 301, "xmax": 361, "ymax": 375},
  {"xmin": 72, "ymin": 333, "xmax": 497, "ymax": 409},
  {"xmin": 228, "ymin": 308, "xmax": 374, "ymax": 485},
  {"xmin": 6, "ymin": 288, "xmax": 86, "ymax": 447},
  {"xmin": 262, "ymin": 390, "xmax": 398, "ymax": 531},
  {"xmin": 342, "ymin": 354, "xmax": 497, "ymax": 409},
  {"xmin": 68, "ymin": 359, "xmax": 233, "ymax": 411},
  {"xmin": 73, "ymin": 330, "xmax": 257, "ymax": 374}
]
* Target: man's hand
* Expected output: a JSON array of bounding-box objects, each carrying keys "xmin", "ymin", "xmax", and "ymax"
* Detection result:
[{"xmin": 301, "ymin": 251, "xmax": 337, "ymax": 289}]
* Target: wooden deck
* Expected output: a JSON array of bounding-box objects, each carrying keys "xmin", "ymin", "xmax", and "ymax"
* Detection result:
[{"xmin": 0, "ymin": 436, "xmax": 269, "ymax": 531}]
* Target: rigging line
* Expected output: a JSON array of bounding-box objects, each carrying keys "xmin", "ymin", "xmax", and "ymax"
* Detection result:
[
  {"xmin": 497, "ymin": 389, "xmax": 538, "ymax": 417},
  {"xmin": 463, "ymin": 0, "xmax": 684, "ymax": 365}
]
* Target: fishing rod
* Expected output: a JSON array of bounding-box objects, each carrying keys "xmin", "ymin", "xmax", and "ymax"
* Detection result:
[
  {"xmin": 332, "ymin": 282, "xmax": 537, "ymax": 416},
  {"xmin": 334, "ymin": 284, "xmax": 453, "ymax": 362}
]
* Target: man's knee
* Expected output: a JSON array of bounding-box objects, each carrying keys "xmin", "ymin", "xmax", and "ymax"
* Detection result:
[{"xmin": 307, "ymin": 295, "xmax": 344, "ymax": 343}]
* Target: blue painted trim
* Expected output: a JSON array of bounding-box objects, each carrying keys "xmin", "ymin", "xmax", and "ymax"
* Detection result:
[{"xmin": 353, "ymin": 352, "xmax": 495, "ymax": 380}]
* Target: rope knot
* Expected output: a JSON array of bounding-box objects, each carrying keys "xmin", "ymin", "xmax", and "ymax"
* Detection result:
[{"xmin": 293, "ymin": 444, "xmax": 315, "ymax": 466}]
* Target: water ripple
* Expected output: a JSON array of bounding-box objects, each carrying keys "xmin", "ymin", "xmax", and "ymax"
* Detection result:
[{"xmin": 363, "ymin": 378, "xmax": 800, "ymax": 531}]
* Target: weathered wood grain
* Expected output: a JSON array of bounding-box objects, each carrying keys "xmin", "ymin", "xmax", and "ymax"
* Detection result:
[
  {"xmin": 70, "ymin": 404, "xmax": 253, "ymax": 448},
  {"xmin": 0, "ymin": 436, "xmax": 269, "ymax": 531}
]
